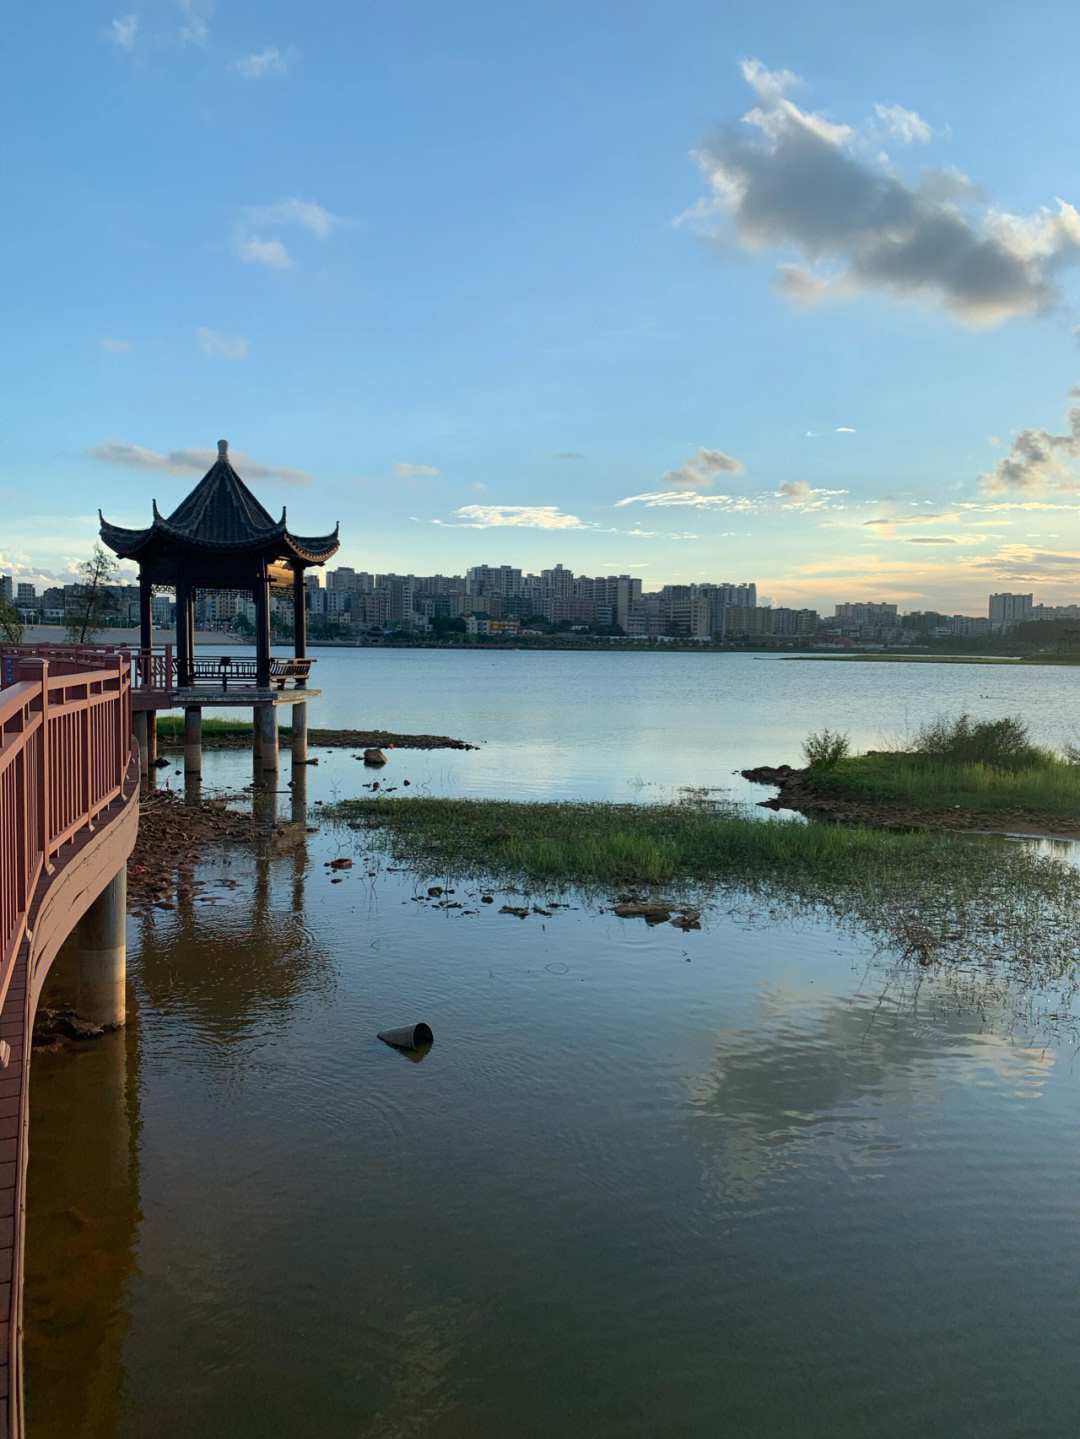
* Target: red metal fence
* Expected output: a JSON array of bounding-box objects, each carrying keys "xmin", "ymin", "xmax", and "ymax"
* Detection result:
[
  {"xmin": 0, "ymin": 653, "xmax": 131, "ymax": 1011},
  {"xmin": 1, "ymin": 642, "xmax": 172, "ymax": 693}
]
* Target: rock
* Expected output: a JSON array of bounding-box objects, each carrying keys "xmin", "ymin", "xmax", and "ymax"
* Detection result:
[
  {"xmin": 403, "ymin": 780, "xmax": 410, "ymax": 786},
  {"xmin": 613, "ymin": 901, "xmax": 674, "ymax": 922},
  {"xmin": 428, "ymin": 886, "xmax": 444, "ymax": 897},
  {"xmin": 481, "ymin": 895, "xmax": 494, "ymax": 904},
  {"xmin": 499, "ymin": 905, "xmax": 530, "ymax": 918},
  {"xmin": 154, "ymin": 756, "xmax": 170, "ymax": 768},
  {"xmin": 60, "ymin": 1015, "xmax": 105, "ymax": 1041},
  {"xmin": 330, "ymin": 857, "xmax": 352, "ymax": 870},
  {"xmin": 671, "ymin": 910, "xmax": 702, "ymax": 931},
  {"xmin": 364, "ymin": 748, "xmax": 387, "ymax": 766}
]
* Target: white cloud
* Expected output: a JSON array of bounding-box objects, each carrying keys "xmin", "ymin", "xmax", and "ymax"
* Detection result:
[
  {"xmin": 236, "ymin": 234, "xmax": 293, "ymax": 269},
  {"xmin": 874, "ymin": 103, "xmax": 932, "ymax": 144},
  {"xmin": 394, "ymin": 462, "xmax": 439, "ymax": 478},
  {"xmin": 739, "ymin": 59, "xmax": 801, "ymax": 106},
  {"xmin": 680, "ymin": 61, "xmax": 1080, "ymax": 326},
  {"xmin": 616, "ymin": 490, "xmax": 743, "ymax": 509},
  {"xmin": 776, "ymin": 481, "xmax": 847, "ymax": 507},
  {"xmin": 978, "ymin": 402, "xmax": 1080, "ymax": 493},
  {"xmin": 109, "ymin": 15, "xmax": 138, "ymax": 50},
  {"xmin": 436, "ymin": 505, "xmax": 590, "ymax": 529},
  {"xmin": 195, "ymin": 327, "xmax": 248, "ymax": 360},
  {"xmin": 662, "ymin": 446, "xmax": 744, "ymax": 491},
  {"xmin": 87, "ymin": 439, "xmax": 314, "ymax": 485},
  {"xmin": 245, "ymin": 198, "xmax": 342, "ymax": 238},
  {"xmin": 177, "ymin": 0, "xmax": 211, "ymax": 46},
  {"xmin": 835, "ymin": 426, "xmax": 856, "ymax": 433},
  {"xmin": 236, "ymin": 47, "xmax": 293, "ymax": 79},
  {"xmin": 100, "ymin": 336, "xmax": 134, "ymax": 354}
]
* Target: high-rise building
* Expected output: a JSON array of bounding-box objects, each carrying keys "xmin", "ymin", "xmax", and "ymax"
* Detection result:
[{"xmin": 988, "ymin": 593, "xmax": 1033, "ymax": 630}]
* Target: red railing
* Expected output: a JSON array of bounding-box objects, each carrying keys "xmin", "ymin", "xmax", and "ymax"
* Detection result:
[
  {"xmin": 1, "ymin": 642, "xmax": 172, "ymax": 693},
  {"xmin": 0, "ymin": 653, "xmax": 131, "ymax": 1010}
]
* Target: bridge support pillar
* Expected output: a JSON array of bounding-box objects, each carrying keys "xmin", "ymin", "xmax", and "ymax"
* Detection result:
[
  {"xmin": 258, "ymin": 703, "xmax": 278, "ymax": 768},
  {"xmin": 134, "ymin": 711, "xmax": 149, "ymax": 775},
  {"xmin": 252, "ymin": 705, "xmax": 262, "ymax": 758},
  {"xmin": 291, "ymin": 701, "xmax": 308, "ymax": 766},
  {"xmin": 76, "ymin": 867, "xmax": 127, "ymax": 1029},
  {"xmin": 147, "ymin": 711, "xmax": 158, "ymax": 768},
  {"xmin": 184, "ymin": 705, "xmax": 202, "ymax": 774}
]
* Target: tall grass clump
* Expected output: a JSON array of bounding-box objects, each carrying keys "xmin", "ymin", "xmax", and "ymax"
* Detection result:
[
  {"xmin": 803, "ymin": 729, "xmax": 850, "ymax": 768},
  {"xmin": 914, "ymin": 714, "xmax": 1052, "ymax": 771}
]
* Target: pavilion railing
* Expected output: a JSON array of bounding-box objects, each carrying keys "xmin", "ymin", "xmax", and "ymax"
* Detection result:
[
  {"xmin": 0, "ymin": 653, "xmax": 131, "ymax": 1012},
  {"xmin": 1, "ymin": 645, "xmax": 313, "ymax": 693}
]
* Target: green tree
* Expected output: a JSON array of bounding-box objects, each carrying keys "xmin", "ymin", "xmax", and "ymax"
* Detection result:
[
  {"xmin": 0, "ymin": 593, "xmax": 24, "ymax": 643},
  {"xmin": 65, "ymin": 544, "xmax": 120, "ymax": 643}
]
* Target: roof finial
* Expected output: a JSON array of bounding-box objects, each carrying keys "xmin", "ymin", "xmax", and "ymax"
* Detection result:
[{"xmin": 218, "ymin": 439, "xmax": 229, "ymax": 460}]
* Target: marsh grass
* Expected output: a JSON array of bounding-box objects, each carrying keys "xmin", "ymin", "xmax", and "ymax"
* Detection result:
[{"xmin": 329, "ymin": 795, "xmax": 1080, "ymax": 979}]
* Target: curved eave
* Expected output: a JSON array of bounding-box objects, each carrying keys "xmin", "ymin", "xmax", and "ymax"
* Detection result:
[
  {"xmin": 283, "ymin": 524, "xmax": 340, "ymax": 566},
  {"xmin": 99, "ymin": 514, "xmax": 154, "ymax": 559}
]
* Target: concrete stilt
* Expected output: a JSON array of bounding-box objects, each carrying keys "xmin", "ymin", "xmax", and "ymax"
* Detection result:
[
  {"xmin": 291, "ymin": 701, "xmax": 308, "ymax": 766},
  {"xmin": 290, "ymin": 759, "xmax": 308, "ymax": 827},
  {"xmin": 147, "ymin": 711, "xmax": 158, "ymax": 768},
  {"xmin": 258, "ymin": 703, "xmax": 278, "ymax": 769},
  {"xmin": 252, "ymin": 705, "xmax": 262, "ymax": 758},
  {"xmin": 184, "ymin": 705, "xmax": 203, "ymax": 773},
  {"xmin": 75, "ymin": 868, "xmax": 127, "ymax": 1029},
  {"xmin": 133, "ymin": 711, "xmax": 149, "ymax": 775}
]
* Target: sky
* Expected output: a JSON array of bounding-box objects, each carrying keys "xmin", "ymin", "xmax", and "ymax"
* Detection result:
[{"xmin": 2, "ymin": 0, "xmax": 1078, "ymax": 614}]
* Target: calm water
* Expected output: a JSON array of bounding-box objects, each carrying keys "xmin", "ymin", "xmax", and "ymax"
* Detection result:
[{"xmin": 25, "ymin": 652, "xmax": 1080, "ymax": 1437}]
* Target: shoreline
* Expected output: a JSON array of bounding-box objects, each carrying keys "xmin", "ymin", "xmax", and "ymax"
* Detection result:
[
  {"xmin": 155, "ymin": 725, "xmax": 477, "ymax": 751},
  {"xmin": 741, "ymin": 763, "xmax": 1080, "ymax": 839}
]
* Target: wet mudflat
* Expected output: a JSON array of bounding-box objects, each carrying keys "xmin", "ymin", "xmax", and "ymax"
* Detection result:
[{"xmin": 25, "ymin": 778, "xmax": 1080, "ymax": 1438}]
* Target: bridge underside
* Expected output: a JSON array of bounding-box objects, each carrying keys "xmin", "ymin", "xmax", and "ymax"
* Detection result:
[{"xmin": 131, "ymin": 686, "xmax": 321, "ymax": 712}]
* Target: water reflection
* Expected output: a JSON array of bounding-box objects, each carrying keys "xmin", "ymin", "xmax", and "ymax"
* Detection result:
[
  {"xmin": 684, "ymin": 974, "xmax": 1061, "ymax": 1204},
  {"xmin": 25, "ymin": 954, "xmax": 140, "ymax": 1439}
]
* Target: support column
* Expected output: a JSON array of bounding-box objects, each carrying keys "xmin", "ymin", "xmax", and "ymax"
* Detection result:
[
  {"xmin": 293, "ymin": 564, "xmax": 307, "ymax": 686},
  {"xmin": 291, "ymin": 700, "xmax": 308, "ymax": 765},
  {"xmin": 175, "ymin": 579, "xmax": 190, "ymax": 689},
  {"xmin": 258, "ymin": 702, "xmax": 278, "ymax": 768},
  {"xmin": 147, "ymin": 711, "xmax": 158, "ymax": 767},
  {"xmin": 133, "ymin": 710, "xmax": 149, "ymax": 776},
  {"xmin": 254, "ymin": 568, "xmax": 271, "ymax": 689},
  {"xmin": 184, "ymin": 705, "xmax": 202, "ymax": 773},
  {"xmin": 252, "ymin": 704, "xmax": 262, "ymax": 757},
  {"xmin": 76, "ymin": 868, "xmax": 127, "ymax": 1029},
  {"xmin": 139, "ymin": 572, "xmax": 153, "ymax": 653}
]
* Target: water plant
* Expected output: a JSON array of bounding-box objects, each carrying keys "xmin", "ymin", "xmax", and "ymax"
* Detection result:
[{"xmin": 802, "ymin": 728, "xmax": 850, "ymax": 768}]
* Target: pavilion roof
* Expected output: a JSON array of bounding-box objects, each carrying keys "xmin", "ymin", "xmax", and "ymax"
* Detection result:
[{"xmin": 99, "ymin": 441, "xmax": 339, "ymax": 566}]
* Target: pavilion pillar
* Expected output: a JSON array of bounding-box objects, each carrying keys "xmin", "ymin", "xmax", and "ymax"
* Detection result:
[
  {"xmin": 254, "ymin": 569, "xmax": 271, "ymax": 689},
  {"xmin": 258, "ymin": 703, "xmax": 278, "ymax": 768},
  {"xmin": 291, "ymin": 700, "xmax": 308, "ymax": 765},
  {"xmin": 252, "ymin": 705, "xmax": 262, "ymax": 757},
  {"xmin": 185, "ymin": 705, "xmax": 202, "ymax": 773},
  {"xmin": 293, "ymin": 565, "xmax": 307, "ymax": 686},
  {"xmin": 147, "ymin": 711, "xmax": 158, "ymax": 767},
  {"xmin": 175, "ymin": 579, "xmax": 191, "ymax": 688},
  {"xmin": 75, "ymin": 867, "xmax": 127, "ymax": 1029},
  {"xmin": 139, "ymin": 573, "xmax": 153, "ymax": 684}
]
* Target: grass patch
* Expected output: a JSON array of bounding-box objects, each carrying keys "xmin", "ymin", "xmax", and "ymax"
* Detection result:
[
  {"xmin": 155, "ymin": 716, "xmax": 253, "ymax": 738},
  {"xmin": 328, "ymin": 795, "xmax": 1080, "ymax": 980},
  {"xmin": 802, "ymin": 714, "xmax": 1080, "ymax": 816}
]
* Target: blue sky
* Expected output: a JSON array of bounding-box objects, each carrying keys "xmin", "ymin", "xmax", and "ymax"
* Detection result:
[{"xmin": 2, "ymin": 0, "xmax": 1078, "ymax": 612}]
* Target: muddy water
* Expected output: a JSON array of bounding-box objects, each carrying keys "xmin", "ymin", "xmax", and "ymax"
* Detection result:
[{"xmin": 24, "ymin": 650, "xmax": 1080, "ymax": 1436}]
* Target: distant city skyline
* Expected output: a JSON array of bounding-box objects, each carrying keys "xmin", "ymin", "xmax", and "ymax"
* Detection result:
[{"xmin": 2, "ymin": 4, "xmax": 1077, "ymax": 613}]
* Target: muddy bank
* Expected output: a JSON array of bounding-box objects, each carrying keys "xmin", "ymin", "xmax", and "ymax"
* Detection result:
[
  {"xmin": 157, "ymin": 727, "xmax": 477, "ymax": 752},
  {"xmin": 741, "ymin": 764, "xmax": 1080, "ymax": 839},
  {"xmin": 126, "ymin": 787, "xmax": 310, "ymax": 914}
]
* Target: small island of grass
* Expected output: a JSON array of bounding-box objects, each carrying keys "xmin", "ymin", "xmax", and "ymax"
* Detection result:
[{"xmin": 744, "ymin": 716, "xmax": 1080, "ymax": 835}]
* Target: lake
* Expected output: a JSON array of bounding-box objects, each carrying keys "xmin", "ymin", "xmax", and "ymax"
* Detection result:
[{"xmin": 25, "ymin": 651, "xmax": 1080, "ymax": 1437}]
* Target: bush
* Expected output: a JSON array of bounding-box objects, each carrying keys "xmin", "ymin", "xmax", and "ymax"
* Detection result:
[
  {"xmin": 803, "ymin": 728, "xmax": 850, "ymax": 768},
  {"xmin": 914, "ymin": 714, "xmax": 1049, "ymax": 771}
]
